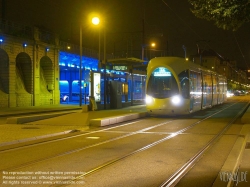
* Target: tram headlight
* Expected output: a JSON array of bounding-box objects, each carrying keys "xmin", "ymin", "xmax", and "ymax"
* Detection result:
[
  {"xmin": 171, "ymin": 95, "xmax": 181, "ymax": 105},
  {"xmin": 146, "ymin": 95, "xmax": 153, "ymax": 104}
]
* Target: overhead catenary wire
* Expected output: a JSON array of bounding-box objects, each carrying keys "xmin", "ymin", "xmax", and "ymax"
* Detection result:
[
  {"xmin": 161, "ymin": 0, "xmax": 248, "ymax": 70},
  {"xmin": 233, "ymin": 32, "xmax": 249, "ymax": 69}
]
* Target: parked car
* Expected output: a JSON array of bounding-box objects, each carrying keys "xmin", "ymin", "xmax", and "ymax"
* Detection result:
[
  {"xmin": 234, "ymin": 90, "xmax": 245, "ymax": 96},
  {"xmin": 60, "ymin": 94, "xmax": 69, "ymax": 102}
]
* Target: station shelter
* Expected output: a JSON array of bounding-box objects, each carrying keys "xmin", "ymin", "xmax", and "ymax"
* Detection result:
[{"xmin": 59, "ymin": 51, "xmax": 147, "ymax": 109}]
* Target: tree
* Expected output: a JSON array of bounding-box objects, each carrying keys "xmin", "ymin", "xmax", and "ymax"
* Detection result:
[{"xmin": 188, "ymin": 0, "xmax": 250, "ymax": 31}]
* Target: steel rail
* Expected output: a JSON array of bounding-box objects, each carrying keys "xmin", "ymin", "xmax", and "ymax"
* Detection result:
[
  {"xmin": 0, "ymin": 119, "xmax": 175, "ymax": 172},
  {"xmin": 0, "ymin": 118, "xmax": 147, "ymax": 152},
  {"xmin": 159, "ymin": 102, "xmax": 249, "ymax": 187},
  {"xmin": 52, "ymin": 103, "xmax": 239, "ymax": 187}
]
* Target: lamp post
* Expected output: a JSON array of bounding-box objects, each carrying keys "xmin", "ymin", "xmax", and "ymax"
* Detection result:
[
  {"xmin": 79, "ymin": 25, "xmax": 83, "ymax": 107},
  {"xmin": 92, "ymin": 17, "xmax": 101, "ymax": 66},
  {"xmin": 92, "ymin": 17, "xmax": 107, "ymax": 109},
  {"xmin": 182, "ymin": 45, "xmax": 186, "ymax": 59},
  {"xmin": 103, "ymin": 25, "xmax": 107, "ymax": 109},
  {"xmin": 92, "ymin": 16, "xmax": 107, "ymax": 109},
  {"xmin": 79, "ymin": 17, "xmax": 100, "ymax": 107}
]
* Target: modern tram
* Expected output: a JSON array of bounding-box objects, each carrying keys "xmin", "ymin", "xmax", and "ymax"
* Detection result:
[{"xmin": 145, "ymin": 57, "xmax": 227, "ymax": 115}]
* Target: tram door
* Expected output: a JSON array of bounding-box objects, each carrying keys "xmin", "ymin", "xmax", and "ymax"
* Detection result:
[
  {"xmin": 212, "ymin": 75, "xmax": 218, "ymax": 105},
  {"xmin": 202, "ymin": 73, "xmax": 212, "ymax": 108},
  {"xmin": 190, "ymin": 71, "xmax": 202, "ymax": 112}
]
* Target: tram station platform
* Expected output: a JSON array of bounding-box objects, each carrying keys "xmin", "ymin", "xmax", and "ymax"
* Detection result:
[
  {"xmin": 0, "ymin": 104, "xmax": 147, "ymax": 145},
  {"xmin": 0, "ymin": 96, "xmax": 249, "ymax": 146}
]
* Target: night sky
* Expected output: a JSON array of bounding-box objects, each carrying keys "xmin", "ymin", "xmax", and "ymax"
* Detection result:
[{"xmin": 3, "ymin": 0, "xmax": 250, "ymax": 69}]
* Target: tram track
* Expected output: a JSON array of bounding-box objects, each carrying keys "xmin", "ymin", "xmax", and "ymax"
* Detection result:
[
  {"xmin": 0, "ymin": 119, "xmax": 146, "ymax": 152},
  {"xmin": 0, "ymin": 102, "xmax": 247, "ymax": 187},
  {"xmin": 159, "ymin": 102, "xmax": 249, "ymax": 187},
  {"xmin": 0, "ymin": 119, "xmax": 175, "ymax": 171},
  {"xmin": 47, "ymin": 102, "xmax": 244, "ymax": 186}
]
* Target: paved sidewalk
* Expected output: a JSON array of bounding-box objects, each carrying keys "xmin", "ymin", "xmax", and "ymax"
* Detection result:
[
  {"xmin": 0, "ymin": 104, "xmax": 147, "ymax": 145},
  {"xmin": 0, "ymin": 104, "xmax": 82, "ymax": 117}
]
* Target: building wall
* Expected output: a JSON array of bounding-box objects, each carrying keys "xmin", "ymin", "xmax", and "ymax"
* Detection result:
[{"xmin": 0, "ymin": 29, "xmax": 60, "ymax": 108}]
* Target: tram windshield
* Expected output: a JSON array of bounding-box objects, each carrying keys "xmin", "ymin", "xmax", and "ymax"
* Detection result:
[{"xmin": 147, "ymin": 67, "xmax": 179, "ymax": 98}]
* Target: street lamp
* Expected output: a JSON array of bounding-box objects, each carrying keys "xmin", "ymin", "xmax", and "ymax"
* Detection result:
[
  {"xmin": 79, "ymin": 24, "xmax": 83, "ymax": 106},
  {"xmin": 91, "ymin": 16, "xmax": 107, "ymax": 109},
  {"xmin": 92, "ymin": 17, "xmax": 100, "ymax": 25},
  {"xmin": 91, "ymin": 17, "xmax": 101, "ymax": 70},
  {"xmin": 79, "ymin": 16, "xmax": 101, "ymax": 107},
  {"xmin": 142, "ymin": 42, "xmax": 155, "ymax": 61}
]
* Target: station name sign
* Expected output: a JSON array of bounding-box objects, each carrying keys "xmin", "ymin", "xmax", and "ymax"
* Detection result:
[{"xmin": 113, "ymin": 66, "xmax": 127, "ymax": 71}]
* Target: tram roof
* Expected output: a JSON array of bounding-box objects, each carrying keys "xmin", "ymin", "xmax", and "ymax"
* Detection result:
[{"xmin": 148, "ymin": 57, "xmax": 221, "ymax": 76}]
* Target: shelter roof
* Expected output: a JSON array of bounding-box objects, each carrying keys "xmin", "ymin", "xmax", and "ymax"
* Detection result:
[{"xmin": 107, "ymin": 58, "xmax": 144, "ymax": 66}]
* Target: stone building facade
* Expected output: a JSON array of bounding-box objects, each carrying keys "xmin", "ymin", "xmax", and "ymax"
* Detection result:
[{"xmin": 0, "ymin": 27, "xmax": 60, "ymax": 107}]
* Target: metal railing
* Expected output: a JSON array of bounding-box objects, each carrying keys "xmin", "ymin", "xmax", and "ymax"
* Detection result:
[
  {"xmin": 59, "ymin": 41, "xmax": 114, "ymax": 60},
  {"xmin": 0, "ymin": 19, "xmax": 132, "ymax": 60},
  {"xmin": 0, "ymin": 19, "xmax": 33, "ymax": 39}
]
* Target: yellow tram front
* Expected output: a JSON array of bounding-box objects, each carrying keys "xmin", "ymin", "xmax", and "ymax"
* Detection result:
[{"xmin": 145, "ymin": 58, "xmax": 191, "ymax": 116}]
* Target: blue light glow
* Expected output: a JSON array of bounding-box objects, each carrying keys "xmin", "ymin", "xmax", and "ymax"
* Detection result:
[
  {"xmin": 59, "ymin": 51, "xmax": 98, "ymax": 70},
  {"xmin": 59, "ymin": 52, "xmax": 131, "ymax": 77}
]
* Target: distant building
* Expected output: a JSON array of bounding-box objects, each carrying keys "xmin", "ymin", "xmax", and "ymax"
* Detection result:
[{"xmin": 190, "ymin": 49, "xmax": 249, "ymax": 90}]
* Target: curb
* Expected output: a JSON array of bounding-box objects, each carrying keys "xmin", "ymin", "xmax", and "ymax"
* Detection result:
[
  {"xmin": 212, "ymin": 136, "xmax": 246, "ymax": 187},
  {"xmin": 241, "ymin": 105, "xmax": 250, "ymax": 124},
  {"xmin": 90, "ymin": 112, "xmax": 148, "ymax": 126},
  {"xmin": 212, "ymin": 124, "xmax": 250, "ymax": 187},
  {"xmin": 0, "ymin": 107, "xmax": 81, "ymax": 117},
  {"xmin": 6, "ymin": 111, "xmax": 75, "ymax": 124},
  {"xmin": 0, "ymin": 111, "xmax": 148, "ymax": 148},
  {"xmin": 0, "ymin": 130, "xmax": 78, "ymax": 147}
]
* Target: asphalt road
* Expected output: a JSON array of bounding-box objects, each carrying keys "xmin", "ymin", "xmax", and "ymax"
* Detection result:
[{"xmin": 0, "ymin": 101, "xmax": 248, "ymax": 187}]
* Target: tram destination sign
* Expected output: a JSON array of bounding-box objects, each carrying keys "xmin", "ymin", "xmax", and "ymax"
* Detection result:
[{"xmin": 153, "ymin": 67, "xmax": 171, "ymax": 77}]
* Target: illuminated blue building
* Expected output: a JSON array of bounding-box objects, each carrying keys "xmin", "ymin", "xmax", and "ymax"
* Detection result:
[
  {"xmin": 0, "ymin": 21, "xmax": 146, "ymax": 108},
  {"xmin": 59, "ymin": 48, "xmax": 147, "ymax": 108}
]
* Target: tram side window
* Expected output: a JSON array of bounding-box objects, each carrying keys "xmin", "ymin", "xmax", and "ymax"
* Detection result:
[
  {"xmin": 178, "ymin": 70, "xmax": 189, "ymax": 99},
  {"xmin": 190, "ymin": 71, "xmax": 202, "ymax": 96},
  {"xmin": 203, "ymin": 74, "xmax": 212, "ymax": 94},
  {"xmin": 212, "ymin": 75, "xmax": 217, "ymax": 95},
  {"xmin": 224, "ymin": 79, "xmax": 227, "ymax": 94}
]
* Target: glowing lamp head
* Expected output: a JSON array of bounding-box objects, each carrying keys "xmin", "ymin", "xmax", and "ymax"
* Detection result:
[
  {"xmin": 92, "ymin": 17, "xmax": 100, "ymax": 25},
  {"xmin": 146, "ymin": 95, "xmax": 153, "ymax": 104}
]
